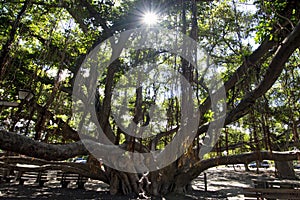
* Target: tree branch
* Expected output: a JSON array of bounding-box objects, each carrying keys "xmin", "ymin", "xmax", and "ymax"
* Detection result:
[
  {"xmin": 0, "ymin": 0, "xmax": 32, "ymax": 79},
  {"xmin": 197, "ymin": 20, "xmax": 300, "ymax": 136},
  {"xmin": 194, "ymin": 150, "xmax": 300, "ymax": 174},
  {"xmin": 0, "ymin": 130, "xmax": 88, "ymax": 160},
  {"xmin": 225, "ymin": 19, "xmax": 300, "ymax": 124}
]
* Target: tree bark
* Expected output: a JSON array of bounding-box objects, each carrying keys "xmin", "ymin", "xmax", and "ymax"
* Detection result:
[
  {"xmin": 275, "ymin": 161, "xmax": 296, "ymax": 179},
  {"xmin": 0, "ymin": 130, "xmax": 88, "ymax": 160}
]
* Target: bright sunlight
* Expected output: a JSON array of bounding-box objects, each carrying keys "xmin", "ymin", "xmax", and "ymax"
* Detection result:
[{"xmin": 142, "ymin": 12, "xmax": 158, "ymax": 25}]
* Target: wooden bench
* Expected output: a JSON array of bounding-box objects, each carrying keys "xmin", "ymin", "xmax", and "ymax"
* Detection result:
[
  {"xmin": 244, "ymin": 178, "xmax": 300, "ymax": 199},
  {"xmin": 16, "ymin": 171, "xmax": 48, "ymax": 186},
  {"xmin": 0, "ymin": 167, "xmax": 15, "ymax": 183},
  {"xmin": 57, "ymin": 172, "xmax": 88, "ymax": 189},
  {"xmin": 253, "ymin": 178, "xmax": 300, "ymax": 189},
  {"xmin": 37, "ymin": 171, "xmax": 50, "ymax": 186},
  {"xmin": 244, "ymin": 188, "xmax": 300, "ymax": 199},
  {"xmin": 17, "ymin": 171, "xmax": 39, "ymax": 185}
]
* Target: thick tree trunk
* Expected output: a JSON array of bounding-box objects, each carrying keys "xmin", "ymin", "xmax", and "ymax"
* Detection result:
[{"xmin": 275, "ymin": 161, "xmax": 297, "ymax": 179}]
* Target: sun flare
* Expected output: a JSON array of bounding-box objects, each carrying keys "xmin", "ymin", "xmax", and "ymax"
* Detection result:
[{"xmin": 143, "ymin": 12, "xmax": 158, "ymax": 25}]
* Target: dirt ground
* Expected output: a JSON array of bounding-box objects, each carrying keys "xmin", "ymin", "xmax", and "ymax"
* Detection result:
[{"xmin": 0, "ymin": 166, "xmax": 299, "ymax": 199}]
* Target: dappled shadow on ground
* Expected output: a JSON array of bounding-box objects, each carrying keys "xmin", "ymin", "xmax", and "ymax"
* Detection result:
[
  {"xmin": 0, "ymin": 180, "xmax": 136, "ymax": 200},
  {"xmin": 1, "ymin": 167, "xmax": 298, "ymax": 199},
  {"xmin": 164, "ymin": 190, "xmax": 229, "ymax": 200},
  {"xmin": 191, "ymin": 165, "xmax": 288, "ymax": 199},
  {"xmin": 0, "ymin": 181, "xmax": 234, "ymax": 200},
  {"xmin": 0, "ymin": 184, "xmax": 229, "ymax": 200}
]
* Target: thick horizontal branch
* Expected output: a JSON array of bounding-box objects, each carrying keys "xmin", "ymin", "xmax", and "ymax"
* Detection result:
[
  {"xmin": 170, "ymin": 150, "xmax": 300, "ymax": 189},
  {"xmin": 0, "ymin": 156, "xmax": 82, "ymax": 167},
  {"xmin": 172, "ymin": 150, "xmax": 300, "ymax": 189},
  {"xmin": 0, "ymin": 130, "xmax": 88, "ymax": 160},
  {"xmin": 195, "ymin": 150, "xmax": 300, "ymax": 173}
]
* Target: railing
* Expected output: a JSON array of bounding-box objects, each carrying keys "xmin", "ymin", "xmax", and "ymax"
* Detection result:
[{"xmin": 243, "ymin": 177, "xmax": 300, "ymax": 199}]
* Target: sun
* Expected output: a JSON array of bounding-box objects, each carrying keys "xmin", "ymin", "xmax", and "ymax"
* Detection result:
[{"xmin": 142, "ymin": 12, "xmax": 158, "ymax": 26}]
